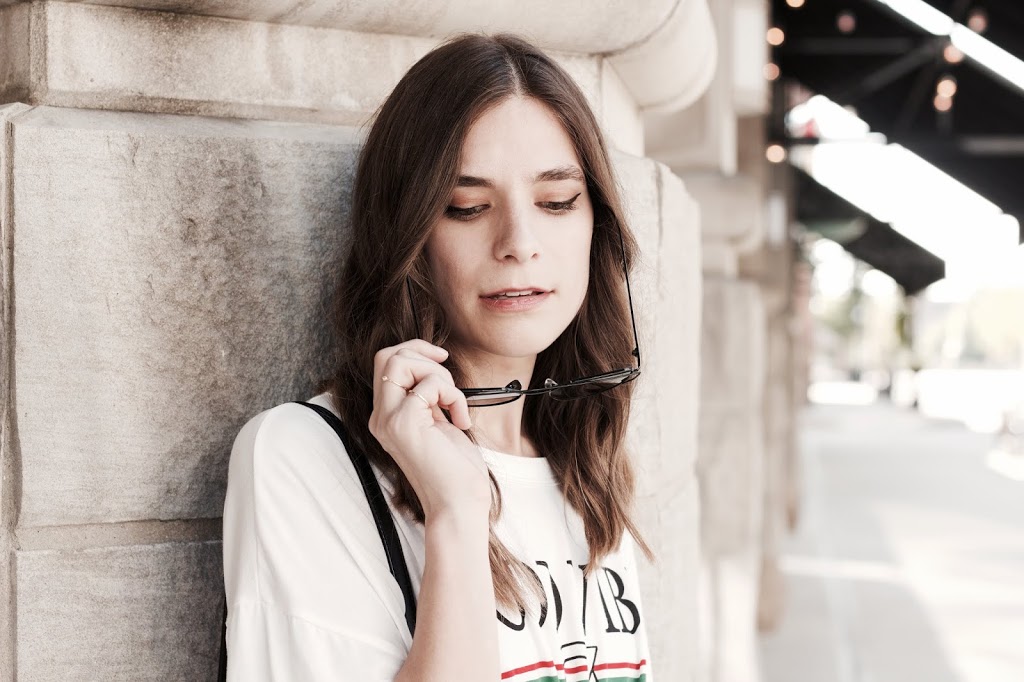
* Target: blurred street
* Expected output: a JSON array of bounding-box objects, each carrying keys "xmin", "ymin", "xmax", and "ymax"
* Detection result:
[{"xmin": 760, "ymin": 399, "xmax": 1024, "ymax": 682}]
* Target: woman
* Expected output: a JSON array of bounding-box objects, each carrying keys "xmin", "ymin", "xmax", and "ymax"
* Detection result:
[{"xmin": 223, "ymin": 32, "xmax": 655, "ymax": 681}]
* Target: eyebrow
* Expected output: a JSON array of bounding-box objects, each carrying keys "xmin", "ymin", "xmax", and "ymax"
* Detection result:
[{"xmin": 455, "ymin": 165, "xmax": 585, "ymax": 188}]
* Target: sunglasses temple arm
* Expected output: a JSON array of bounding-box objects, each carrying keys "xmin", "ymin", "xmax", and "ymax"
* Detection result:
[
  {"xmin": 405, "ymin": 276, "xmax": 423, "ymax": 340},
  {"xmin": 617, "ymin": 224, "xmax": 642, "ymax": 370}
]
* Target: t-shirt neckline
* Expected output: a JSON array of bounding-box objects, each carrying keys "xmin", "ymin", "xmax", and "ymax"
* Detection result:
[{"xmin": 478, "ymin": 446, "xmax": 558, "ymax": 487}]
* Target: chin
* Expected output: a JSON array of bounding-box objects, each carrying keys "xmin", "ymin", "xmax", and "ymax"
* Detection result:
[{"xmin": 482, "ymin": 330, "xmax": 562, "ymax": 359}]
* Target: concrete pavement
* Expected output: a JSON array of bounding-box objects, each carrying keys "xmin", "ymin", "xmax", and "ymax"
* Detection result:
[{"xmin": 759, "ymin": 400, "xmax": 1024, "ymax": 682}]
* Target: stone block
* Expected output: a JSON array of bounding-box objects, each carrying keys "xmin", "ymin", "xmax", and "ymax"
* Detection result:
[
  {"xmin": 601, "ymin": 61, "xmax": 643, "ymax": 156},
  {"xmin": 35, "ymin": 2, "xmax": 435, "ymax": 126},
  {"xmin": 702, "ymin": 240, "xmax": 738, "ymax": 277},
  {"xmin": 700, "ymin": 278, "xmax": 765, "ymax": 410},
  {"xmin": 685, "ymin": 172, "xmax": 764, "ymax": 246},
  {"xmin": 698, "ymin": 408, "xmax": 764, "ymax": 556},
  {"xmin": 0, "ymin": 4, "xmax": 30, "ymax": 103},
  {"xmin": 614, "ymin": 151, "xmax": 702, "ymax": 682},
  {"xmin": 16, "ymin": 540, "xmax": 223, "ymax": 681},
  {"xmin": 55, "ymin": 0, "xmax": 684, "ymax": 55},
  {"xmin": 5, "ymin": 2, "xmax": 717, "ymax": 134},
  {"xmin": 11, "ymin": 106, "xmax": 360, "ymax": 527},
  {"xmin": 698, "ymin": 278, "xmax": 766, "ymax": 558}
]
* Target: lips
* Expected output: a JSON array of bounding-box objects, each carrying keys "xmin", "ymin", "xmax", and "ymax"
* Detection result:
[
  {"xmin": 480, "ymin": 287, "xmax": 550, "ymax": 299},
  {"xmin": 480, "ymin": 288, "xmax": 552, "ymax": 312}
]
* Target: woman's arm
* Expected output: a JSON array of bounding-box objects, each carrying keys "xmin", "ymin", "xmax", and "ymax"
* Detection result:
[
  {"xmin": 368, "ymin": 339, "xmax": 502, "ymax": 681},
  {"xmin": 394, "ymin": 509, "xmax": 499, "ymax": 682}
]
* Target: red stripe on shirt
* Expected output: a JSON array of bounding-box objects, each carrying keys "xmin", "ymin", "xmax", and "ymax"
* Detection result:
[{"xmin": 502, "ymin": 659, "xmax": 648, "ymax": 679}]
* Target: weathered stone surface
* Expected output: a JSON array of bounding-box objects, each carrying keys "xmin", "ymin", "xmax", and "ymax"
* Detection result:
[
  {"xmin": 697, "ymin": 277, "xmax": 767, "ymax": 681},
  {"xmin": 1, "ymin": 102, "xmax": 35, "ymax": 682},
  {"xmin": 643, "ymin": 0, "xmax": 743, "ymax": 175},
  {"xmin": 2, "ymin": 2, "xmax": 715, "ymax": 132},
  {"xmin": 739, "ymin": 243, "xmax": 801, "ymax": 632},
  {"xmin": 600, "ymin": 61, "xmax": 643, "ymax": 157},
  {"xmin": 57, "ymin": 0, "xmax": 683, "ymax": 53},
  {"xmin": 700, "ymin": 545, "xmax": 764, "ymax": 682},
  {"xmin": 16, "ymin": 540, "xmax": 222, "ymax": 681},
  {"xmin": 698, "ymin": 407, "xmax": 765, "ymax": 556},
  {"xmin": 698, "ymin": 278, "xmax": 766, "ymax": 554},
  {"xmin": 12, "ymin": 106, "xmax": 360, "ymax": 527},
  {"xmin": 603, "ymin": 0, "xmax": 717, "ymax": 112},
  {"xmin": 648, "ymin": 164, "xmax": 702, "ymax": 682},
  {"xmin": 53, "ymin": 0, "xmax": 717, "ymax": 113},
  {"xmin": 0, "ymin": 4, "xmax": 30, "ymax": 103},
  {"xmin": 702, "ymin": 241, "xmax": 739, "ymax": 277},
  {"xmin": 614, "ymin": 150, "xmax": 702, "ymax": 682},
  {"xmin": 685, "ymin": 172, "xmax": 764, "ymax": 245},
  {"xmin": 700, "ymin": 277, "xmax": 766, "ymax": 410},
  {"xmin": 36, "ymin": 2, "xmax": 435, "ymax": 126}
]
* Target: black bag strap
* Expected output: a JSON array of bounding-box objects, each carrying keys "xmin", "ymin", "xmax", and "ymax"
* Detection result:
[
  {"xmin": 217, "ymin": 400, "xmax": 418, "ymax": 681},
  {"xmin": 291, "ymin": 401, "xmax": 418, "ymax": 636}
]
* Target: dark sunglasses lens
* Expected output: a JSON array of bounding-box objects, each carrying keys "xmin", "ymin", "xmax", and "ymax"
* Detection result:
[
  {"xmin": 550, "ymin": 369, "xmax": 639, "ymax": 401},
  {"xmin": 464, "ymin": 392, "xmax": 521, "ymax": 407}
]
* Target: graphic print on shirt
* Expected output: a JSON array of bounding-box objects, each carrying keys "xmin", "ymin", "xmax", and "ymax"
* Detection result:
[{"xmin": 495, "ymin": 558, "xmax": 648, "ymax": 682}]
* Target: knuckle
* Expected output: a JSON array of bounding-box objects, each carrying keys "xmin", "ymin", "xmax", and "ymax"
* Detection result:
[{"xmin": 382, "ymin": 354, "xmax": 404, "ymax": 375}]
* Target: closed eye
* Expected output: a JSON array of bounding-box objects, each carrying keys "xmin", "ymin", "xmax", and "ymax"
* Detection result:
[
  {"xmin": 444, "ymin": 204, "xmax": 487, "ymax": 221},
  {"xmin": 541, "ymin": 192, "xmax": 581, "ymax": 213}
]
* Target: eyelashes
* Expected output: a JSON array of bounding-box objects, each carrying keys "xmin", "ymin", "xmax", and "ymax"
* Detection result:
[{"xmin": 445, "ymin": 192, "xmax": 582, "ymax": 222}]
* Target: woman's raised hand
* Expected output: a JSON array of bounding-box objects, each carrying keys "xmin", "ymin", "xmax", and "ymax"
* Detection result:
[{"xmin": 368, "ymin": 339, "xmax": 491, "ymax": 521}]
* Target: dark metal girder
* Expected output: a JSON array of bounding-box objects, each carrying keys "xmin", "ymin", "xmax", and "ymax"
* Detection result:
[{"xmin": 780, "ymin": 37, "xmax": 920, "ymax": 55}]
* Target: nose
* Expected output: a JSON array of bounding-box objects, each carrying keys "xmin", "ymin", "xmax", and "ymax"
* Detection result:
[{"xmin": 492, "ymin": 200, "xmax": 541, "ymax": 263}]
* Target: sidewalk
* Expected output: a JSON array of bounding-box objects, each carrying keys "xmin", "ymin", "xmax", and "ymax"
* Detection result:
[{"xmin": 759, "ymin": 401, "xmax": 1024, "ymax": 682}]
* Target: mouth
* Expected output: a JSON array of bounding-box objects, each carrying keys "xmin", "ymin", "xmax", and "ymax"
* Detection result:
[{"xmin": 481, "ymin": 287, "xmax": 551, "ymax": 300}]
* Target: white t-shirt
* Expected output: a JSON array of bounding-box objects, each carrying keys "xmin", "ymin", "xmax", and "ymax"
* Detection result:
[{"xmin": 223, "ymin": 391, "xmax": 654, "ymax": 681}]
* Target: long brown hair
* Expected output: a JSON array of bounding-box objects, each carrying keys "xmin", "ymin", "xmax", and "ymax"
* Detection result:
[{"xmin": 324, "ymin": 32, "xmax": 653, "ymax": 610}]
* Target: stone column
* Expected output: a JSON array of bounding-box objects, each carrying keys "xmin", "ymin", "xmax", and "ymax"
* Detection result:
[
  {"xmin": 644, "ymin": 0, "xmax": 777, "ymax": 679},
  {"xmin": 739, "ymin": 240, "xmax": 802, "ymax": 633},
  {"xmin": 0, "ymin": 2, "xmax": 717, "ymax": 679}
]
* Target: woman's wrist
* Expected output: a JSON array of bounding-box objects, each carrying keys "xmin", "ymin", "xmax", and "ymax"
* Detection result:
[{"xmin": 424, "ymin": 503, "xmax": 491, "ymax": 539}]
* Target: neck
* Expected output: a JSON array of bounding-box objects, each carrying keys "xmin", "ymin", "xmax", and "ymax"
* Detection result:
[{"xmin": 457, "ymin": 349, "xmax": 540, "ymax": 458}]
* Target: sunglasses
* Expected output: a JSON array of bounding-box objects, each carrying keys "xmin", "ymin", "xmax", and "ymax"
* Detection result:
[{"xmin": 407, "ymin": 220, "xmax": 641, "ymax": 407}]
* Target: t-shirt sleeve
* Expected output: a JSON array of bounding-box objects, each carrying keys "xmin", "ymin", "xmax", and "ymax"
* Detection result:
[{"xmin": 222, "ymin": 402, "xmax": 411, "ymax": 681}]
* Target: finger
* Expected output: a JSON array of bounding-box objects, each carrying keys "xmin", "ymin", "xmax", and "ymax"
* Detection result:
[
  {"xmin": 373, "ymin": 341, "xmax": 449, "ymax": 388},
  {"xmin": 405, "ymin": 374, "xmax": 472, "ymax": 430},
  {"xmin": 377, "ymin": 355, "xmax": 456, "ymax": 415},
  {"xmin": 392, "ymin": 348, "xmax": 456, "ymax": 385},
  {"xmin": 372, "ymin": 335, "xmax": 444, "ymax": 368},
  {"xmin": 379, "ymin": 355, "xmax": 452, "ymax": 395}
]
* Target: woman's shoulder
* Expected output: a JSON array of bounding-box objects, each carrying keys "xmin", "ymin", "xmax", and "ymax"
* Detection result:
[
  {"xmin": 229, "ymin": 391, "xmax": 350, "ymax": 483},
  {"xmin": 236, "ymin": 389, "xmax": 340, "ymax": 442}
]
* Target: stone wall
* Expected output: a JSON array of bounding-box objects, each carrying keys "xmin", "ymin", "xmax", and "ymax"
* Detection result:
[{"xmin": 0, "ymin": 1, "xmax": 720, "ymax": 679}]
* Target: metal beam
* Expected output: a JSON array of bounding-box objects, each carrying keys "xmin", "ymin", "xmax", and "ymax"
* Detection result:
[{"xmin": 781, "ymin": 37, "xmax": 919, "ymax": 56}]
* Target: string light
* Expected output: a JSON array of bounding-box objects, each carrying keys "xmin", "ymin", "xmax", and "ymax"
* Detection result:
[
  {"xmin": 943, "ymin": 44, "xmax": 965, "ymax": 63},
  {"xmin": 764, "ymin": 63, "xmax": 781, "ymax": 81},
  {"xmin": 766, "ymin": 144, "xmax": 788, "ymax": 163},
  {"xmin": 967, "ymin": 8, "xmax": 988, "ymax": 33},
  {"xmin": 786, "ymin": 0, "xmax": 806, "ymax": 8},
  {"xmin": 767, "ymin": 27, "xmax": 786, "ymax": 46},
  {"xmin": 837, "ymin": 10, "xmax": 857, "ymax": 33},
  {"xmin": 934, "ymin": 94, "xmax": 953, "ymax": 112},
  {"xmin": 936, "ymin": 75, "xmax": 958, "ymax": 98}
]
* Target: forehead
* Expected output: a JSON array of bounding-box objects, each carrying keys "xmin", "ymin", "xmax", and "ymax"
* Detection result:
[{"xmin": 458, "ymin": 96, "xmax": 583, "ymax": 179}]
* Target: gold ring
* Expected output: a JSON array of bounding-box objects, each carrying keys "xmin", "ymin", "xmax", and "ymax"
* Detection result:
[
  {"xmin": 407, "ymin": 390, "xmax": 430, "ymax": 407},
  {"xmin": 382, "ymin": 375, "xmax": 410, "ymax": 391}
]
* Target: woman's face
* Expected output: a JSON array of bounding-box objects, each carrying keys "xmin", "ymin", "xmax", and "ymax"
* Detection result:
[{"xmin": 424, "ymin": 96, "xmax": 594, "ymax": 364}]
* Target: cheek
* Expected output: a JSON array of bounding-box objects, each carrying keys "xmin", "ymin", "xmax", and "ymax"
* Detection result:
[
  {"xmin": 425, "ymin": 233, "xmax": 460, "ymax": 286},
  {"xmin": 561, "ymin": 224, "xmax": 594, "ymax": 304}
]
